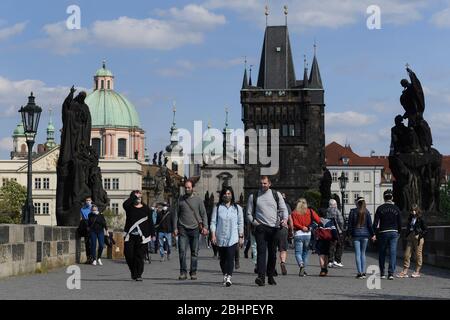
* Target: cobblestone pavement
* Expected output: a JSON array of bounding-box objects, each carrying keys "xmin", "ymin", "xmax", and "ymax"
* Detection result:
[{"xmin": 1, "ymin": 244, "xmax": 449, "ymax": 300}]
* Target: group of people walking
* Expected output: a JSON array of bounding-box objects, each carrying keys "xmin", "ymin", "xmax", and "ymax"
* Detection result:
[{"xmin": 78, "ymin": 176, "xmax": 428, "ymax": 285}]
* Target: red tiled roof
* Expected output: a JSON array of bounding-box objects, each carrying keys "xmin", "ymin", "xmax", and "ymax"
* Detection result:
[{"xmin": 325, "ymin": 141, "xmax": 389, "ymax": 168}]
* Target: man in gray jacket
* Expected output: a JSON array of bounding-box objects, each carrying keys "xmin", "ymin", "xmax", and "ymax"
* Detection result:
[
  {"xmin": 173, "ymin": 179, "xmax": 208, "ymax": 280},
  {"xmin": 247, "ymin": 176, "xmax": 288, "ymax": 286}
]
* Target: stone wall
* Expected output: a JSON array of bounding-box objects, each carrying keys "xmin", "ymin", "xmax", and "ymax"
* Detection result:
[{"xmin": 0, "ymin": 224, "xmax": 125, "ymax": 279}]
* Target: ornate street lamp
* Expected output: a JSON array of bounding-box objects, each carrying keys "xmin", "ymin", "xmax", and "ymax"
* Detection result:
[
  {"xmin": 338, "ymin": 171, "xmax": 348, "ymax": 224},
  {"xmin": 19, "ymin": 92, "xmax": 42, "ymax": 224}
]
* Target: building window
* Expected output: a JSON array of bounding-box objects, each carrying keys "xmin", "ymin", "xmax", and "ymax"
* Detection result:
[
  {"xmin": 92, "ymin": 138, "xmax": 101, "ymax": 157},
  {"xmin": 34, "ymin": 178, "xmax": 41, "ymax": 189},
  {"xmin": 364, "ymin": 172, "xmax": 371, "ymax": 183},
  {"xmin": 43, "ymin": 203, "xmax": 49, "ymax": 215},
  {"xmin": 34, "ymin": 203, "xmax": 41, "ymax": 215},
  {"xmin": 343, "ymin": 193, "xmax": 349, "ymax": 205},
  {"xmin": 112, "ymin": 178, "xmax": 119, "ymax": 190},
  {"xmin": 332, "ymin": 172, "xmax": 338, "ymax": 182},
  {"xmin": 354, "ymin": 193, "xmax": 360, "ymax": 203},
  {"xmin": 289, "ymin": 124, "xmax": 295, "ymax": 136},
  {"xmin": 2, "ymin": 178, "xmax": 8, "ymax": 187},
  {"xmin": 11, "ymin": 178, "xmax": 17, "ymax": 182},
  {"xmin": 111, "ymin": 203, "xmax": 119, "ymax": 215},
  {"xmin": 354, "ymin": 172, "xmax": 360, "ymax": 183},
  {"xmin": 101, "ymin": 80, "xmax": 104, "ymax": 89},
  {"xmin": 118, "ymin": 139, "xmax": 127, "ymax": 157},
  {"xmin": 43, "ymin": 178, "xmax": 50, "ymax": 190},
  {"xmin": 342, "ymin": 157, "xmax": 349, "ymax": 165},
  {"xmin": 282, "ymin": 124, "xmax": 288, "ymax": 137},
  {"xmin": 104, "ymin": 178, "xmax": 111, "ymax": 190},
  {"xmin": 107, "ymin": 80, "xmax": 110, "ymax": 90}
]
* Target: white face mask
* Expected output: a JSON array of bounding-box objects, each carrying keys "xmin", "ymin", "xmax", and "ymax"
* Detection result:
[
  {"xmin": 86, "ymin": 201, "xmax": 92, "ymax": 206},
  {"xmin": 92, "ymin": 210, "xmax": 99, "ymax": 215},
  {"xmin": 163, "ymin": 206, "xmax": 168, "ymax": 211}
]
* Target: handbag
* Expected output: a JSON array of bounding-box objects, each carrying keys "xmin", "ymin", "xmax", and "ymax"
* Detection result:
[{"xmin": 77, "ymin": 219, "xmax": 88, "ymax": 237}]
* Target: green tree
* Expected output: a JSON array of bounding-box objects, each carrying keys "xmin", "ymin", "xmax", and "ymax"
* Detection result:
[
  {"xmin": 439, "ymin": 180, "xmax": 450, "ymax": 219},
  {"xmin": 0, "ymin": 181, "xmax": 27, "ymax": 224},
  {"xmin": 302, "ymin": 189, "xmax": 322, "ymax": 213}
]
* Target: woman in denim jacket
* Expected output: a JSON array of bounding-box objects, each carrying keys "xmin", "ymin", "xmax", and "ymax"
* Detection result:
[{"xmin": 210, "ymin": 186, "xmax": 244, "ymax": 287}]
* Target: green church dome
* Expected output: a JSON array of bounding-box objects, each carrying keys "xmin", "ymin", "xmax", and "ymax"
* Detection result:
[
  {"xmin": 85, "ymin": 90, "xmax": 141, "ymax": 128},
  {"xmin": 95, "ymin": 63, "xmax": 113, "ymax": 77},
  {"xmin": 13, "ymin": 123, "xmax": 25, "ymax": 137}
]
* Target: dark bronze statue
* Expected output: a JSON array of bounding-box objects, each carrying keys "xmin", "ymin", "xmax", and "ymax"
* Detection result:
[
  {"xmin": 319, "ymin": 166, "xmax": 332, "ymax": 209},
  {"xmin": 56, "ymin": 86, "xmax": 109, "ymax": 226},
  {"xmin": 389, "ymin": 67, "xmax": 442, "ymax": 215}
]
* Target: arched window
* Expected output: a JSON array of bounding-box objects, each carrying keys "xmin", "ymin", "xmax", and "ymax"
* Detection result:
[
  {"xmin": 21, "ymin": 144, "xmax": 26, "ymax": 153},
  {"xmin": 101, "ymin": 80, "xmax": 104, "ymax": 90},
  {"xmin": 172, "ymin": 161, "xmax": 178, "ymax": 172},
  {"xmin": 91, "ymin": 138, "xmax": 101, "ymax": 157},
  {"xmin": 107, "ymin": 80, "xmax": 110, "ymax": 90},
  {"xmin": 118, "ymin": 139, "xmax": 127, "ymax": 157}
]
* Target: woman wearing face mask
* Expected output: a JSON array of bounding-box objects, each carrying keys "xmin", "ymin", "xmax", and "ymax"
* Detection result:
[
  {"xmin": 397, "ymin": 204, "xmax": 427, "ymax": 278},
  {"xmin": 123, "ymin": 190, "xmax": 156, "ymax": 281},
  {"xmin": 87, "ymin": 204, "xmax": 108, "ymax": 266},
  {"xmin": 210, "ymin": 186, "xmax": 244, "ymax": 287}
]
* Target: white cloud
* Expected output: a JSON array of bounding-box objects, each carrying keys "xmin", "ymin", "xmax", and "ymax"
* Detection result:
[
  {"xmin": 326, "ymin": 111, "xmax": 376, "ymax": 127},
  {"xmin": 205, "ymin": 0, "xmax": 428, "ymax": 30},
  {"xmin": 0, "ymin": 137, "xmax": 12, "ymax": 152},
  {"xmin": 0, "ymin": 22, "xmax": 27, "ymax": 41},
  {"xmin": 0, "ymin": 75, "xmax": 88, "ymax": 119},
  {"xmin": 431, "ymin": 7, "xmax": 450, "ymax": 28},
  {"xmin": 39, "ymin": 21, "xmax": 90, "ymax": 55},
  {"xmin": 91, "ymin": 4, "xmax": 225, "ymax": 51},
  {"xmin": 157, "ymin": 60, "xmax": 196, "ymax": 77}
]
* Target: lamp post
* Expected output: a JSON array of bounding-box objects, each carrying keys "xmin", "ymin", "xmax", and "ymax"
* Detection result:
[
  {"xmin": 338, "ymin": 171, "xmax": 348, "ymax": 224},
  {"xmin": 19, "ymin": 93, "xmax": 42, "ymax": 224}
]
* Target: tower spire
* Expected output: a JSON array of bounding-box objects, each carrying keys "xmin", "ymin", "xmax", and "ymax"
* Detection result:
[
  {"xmin": 309, "ymin": 41, "xmax": 323, "ymax": 89},
  {"xmin": 265, "ymin": 4, "xmax": 269, "ymax": 27},
  {"xmin": 242, "ymin": 57, "xmax": 249, "ymax": 89},
  {"xmin": 303, "ymin": 54, "xmax": 309, "ymax": 88},
  {"xmin": 225, "ymin": 107, "xmax": 229, "ymax": 129},
  {"xmin": 249, "ymin": 65, "xmax": 253, "ymax": 86},
  {"xmin": 284, "ymin": 5, "xmax": 288, "ymax": 26}
]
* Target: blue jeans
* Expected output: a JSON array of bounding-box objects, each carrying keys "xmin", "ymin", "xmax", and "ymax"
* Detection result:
[
  {"xmin": 178, "ymin": 226, "xmax": 199, "ymax": 275},
  {"xmin": 294, "ymin": 235, "xmax": 311, "ymax": 267},
  {"xmin": 90, "ymin": 231, "xmax": 104, "ymax": 260},
  {"xmin": 353, "ymin": 237, "xmax": 369, "ymax": 274},
  {"xmin": 378, "ymin": 231, "xmax": 399, "ymax": 276},
  {"xmin": 158, "ymin": 232, "xmax": 172, "ymax": 257}
]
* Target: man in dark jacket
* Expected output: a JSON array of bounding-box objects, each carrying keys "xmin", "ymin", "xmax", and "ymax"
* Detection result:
[{"xmin": 373, "ymin": 189, "xmax": 402, "ymax": 280}]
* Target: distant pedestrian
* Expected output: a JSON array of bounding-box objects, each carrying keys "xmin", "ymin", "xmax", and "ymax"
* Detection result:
[
  {"xmin": 315, "ymin": 210, "xmax": 338, "ymax": 277},
  {"xmin": 155, "ymin": 202, "xmax": 173, "ymax": 262},
  {"xmin": 326, "ymin": 199, "xmax": 345, "ymax": 268},
  {"xmin": 247, "ymin": 176, "xmax": 288, "ymax": 286},
  {"xmin": 173, "ymin": 179, "xmax": 209, "ymax": 280},
  {"xmin": 123, "ymin": 190, "xmax": 156, "ymax": 281},
  {"xmin": 373, "ymin": 189, "xmax": 402, "ymax": 280},
  {"xmin": 397, "ymin": 204, "xmax": 427, "ymax": 278},
  {"xmin": 79, "ymin": 196, "xmax": 93, "ymax": 264},
  {"xmin": 87, "ymin": 205, "xmax": 108, "ymax": 266},
  {"xmin": 347, "ymin": 197, "xmax": 375, "ymax": 279},
  {"xmin": 210, "ymin": 187, "xmax": 244, "ymax": 287},
  {"xmin": 289, "ymin": 198, "xmax": 321, "ymax": 277},
  {"xmin": 277, "ymin": 193, "xmax": 292, "ymax": 275}
]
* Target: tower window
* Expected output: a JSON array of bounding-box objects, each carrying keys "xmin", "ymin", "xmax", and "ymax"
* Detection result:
[
  {"xmin": 118, "ymin": 139, "xmax": 127, "ymax": 157},
  {"xmin": 289, "ymin": 124, "xmax": 295, "ymax": 136},
  {"xmin": 107, "ymin": 80, "xmax": 110, "ymax": 90},
  {"xmin": 101, "ymin": 80, "xmax": 104, "ymax": 90}
]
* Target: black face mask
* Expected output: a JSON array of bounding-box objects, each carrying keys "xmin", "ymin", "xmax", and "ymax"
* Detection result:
[{"xmin": 222, "ymin": 195, "xmax": 231, "ymax": 203}]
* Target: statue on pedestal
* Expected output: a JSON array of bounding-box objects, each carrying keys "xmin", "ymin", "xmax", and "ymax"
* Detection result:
[
  {"xmin": 389, "ymin": 67, "xmax": 442, "ymax": 215},
  {"xmin": 56, "ymin": 86, "xmax": 109, "ymax": 226}
]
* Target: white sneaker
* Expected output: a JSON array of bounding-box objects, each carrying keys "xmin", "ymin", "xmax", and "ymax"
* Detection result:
[
  {"xmin": 327, "ymin": 262, "xmax": 334, "ymax": 268},
  {"xmin": 223, "ymin": 275, "xmax": 227, "ymax": 286},
  {"xmin": 97, "ymin": 259, "xmax": 102, "ymax": 266},
  {"xmin": 92, "ymin": 260, "xmax": 97, "ymax": 266},
  {"xmin": 333, "ymin": 261, "xmax": 344, "ymax": 268},
  {"xmin": 226, "ymin": 275, "xmax": 232, "ymax": 287}
]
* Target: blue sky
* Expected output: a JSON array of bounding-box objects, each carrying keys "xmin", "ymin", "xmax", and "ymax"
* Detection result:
[{"xmin": 1, "ymin": 0, "xmax": 450, "ymax": 160}]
